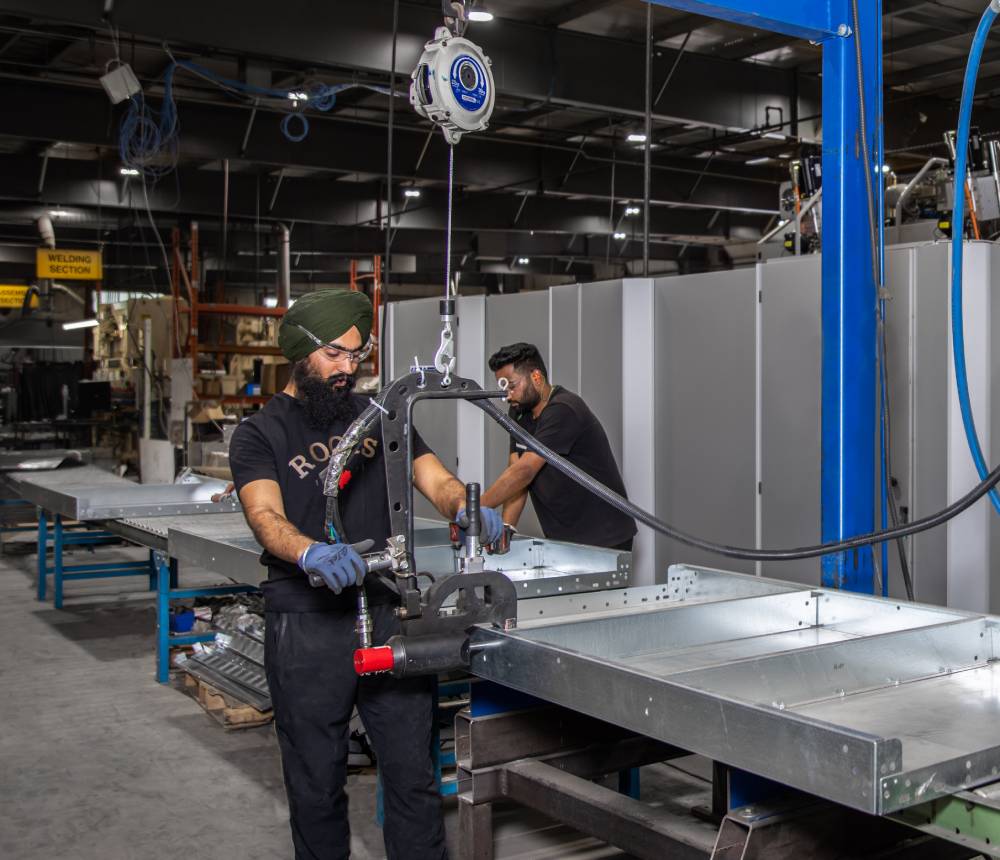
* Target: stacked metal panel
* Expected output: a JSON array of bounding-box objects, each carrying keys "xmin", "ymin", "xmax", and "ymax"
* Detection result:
[{"xmin": 184, "ymin": 629, "xmax": 271, "ymax": 712}]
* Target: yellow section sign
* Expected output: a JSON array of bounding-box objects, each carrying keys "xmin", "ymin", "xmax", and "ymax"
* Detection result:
[
  {"xmin": 36, "ymin": 248, "xmax": 102, "ymax": 280},
  {"xmin": 0, "ymin": 285, "xmax": 39, "ymax": 308}
]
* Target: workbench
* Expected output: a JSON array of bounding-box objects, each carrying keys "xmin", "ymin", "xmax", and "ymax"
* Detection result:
[
  {"xmin": 458, "ymin": 565, "xmax": 1000, "ymax": 858},
  {"xmin": 3, "ymin": 465, "xmax": 256, "ymax": 681},
  {"xmin": 5, "ymin": 463, "xmax": 633, "ymax": 683}
]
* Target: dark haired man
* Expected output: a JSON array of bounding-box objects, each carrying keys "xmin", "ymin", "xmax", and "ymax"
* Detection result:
[
  {"xmin": 229, "ymin": 289, "xmax": 502, "ymax": 860},
  {"xmin": 482, "ymin": 342, "xmax": 636, "ymax": 551}
]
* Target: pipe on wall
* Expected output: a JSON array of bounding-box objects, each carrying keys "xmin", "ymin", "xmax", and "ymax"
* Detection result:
[{"xmin": 275, "ymin": 223, "xmax": 291, "ymax": 308}]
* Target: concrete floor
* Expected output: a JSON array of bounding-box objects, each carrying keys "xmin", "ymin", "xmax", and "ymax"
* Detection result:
[{"xmin": 0, "ymin": 534, "xmax": 716, "ymax": 859}]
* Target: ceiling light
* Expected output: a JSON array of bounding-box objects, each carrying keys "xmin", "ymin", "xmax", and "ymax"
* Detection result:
[
  {"xmin": 404, "ymin": 188, "xmax": 421, "ymax": 198},
  {"xmin": 287, "ymin": 91, "xmax": 309, "ymax": 101},
  {"xmin": 119, "ymin": 167, "xmax": 140, "ymax": 176},
  {"xmin": 62, "ymin": 319, "xmax": 99, "ymax": 330},
  {"xmin": 745, "ymin": 157, "xmax": 771, "ymax": 166},
  {"xmin": 626, "ymin": 133, "xmax": 647, "ymax": 143},
  {"xmin": 468, "ymin": 5, "xmax": 494, "ymax": 21},
  {"xmin": 48, "ymin": 210, "xmax": 72, "ymax": 218},
  {"xmin": 263, "ymin": 296, "xmax": 279, "ymax": 308},
  {"xmin": 517, "ymin": 257, "xmax": 530, "ymax": 265},
  {"xmin": 613, "ymin": 232, "xmax": 627, "ymax": 240},
  {"xmin": 763, "ymin": 131, "xmax": 786, "ymax": 140},
  {"xmin": 624, "ymin": 206, "xmax": 641, "ymax": 216}
]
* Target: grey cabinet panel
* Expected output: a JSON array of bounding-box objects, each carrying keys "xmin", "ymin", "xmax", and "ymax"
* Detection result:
[
  {"xmin": 485, "ymin": 291, "xmax": 550, "ymax": 537},
  {"xmin": 759, "ymin": 256, "xmax": 822, "ymax": 586},
  {"xmin": 653, "ymin": 270, "xmax": 757, "ymax": 575},
  {"xmin": 885, "ymin": 243, "xmax": 948, "ymax": 605}
]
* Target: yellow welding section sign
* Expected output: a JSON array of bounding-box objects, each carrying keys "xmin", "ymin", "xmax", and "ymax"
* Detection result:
[
  {"xmin": 0, "ymin": 285, "xmax": 39, "ymax": 308},
  {"xmin": 36, "ymin": 248, "xmax": 103, "ymax": 280}
]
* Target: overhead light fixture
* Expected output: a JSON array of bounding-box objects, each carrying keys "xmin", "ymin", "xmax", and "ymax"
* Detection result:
[
  {"xmin": 263, "ymin": 296, "xmax": 279, "ymax": 308},
  {"xmin": 468, "ymin": 4, "xmax": 494, "ymax": 21},
  {"xmin": 119, "ymin": 167, "xmax": 140, "ymax": 177},
  {"xmin": 626, "ymin": 133, "xmax": 647, "ymax": 143},
  {"xmin": 624, "ymin": 206, "xmax": 641, "ymax": 216},
  {"xmin": 745, "ymin": 157, "xmax": 772, "ymax": 166},
  {"xmin": 517, "ymin": 257, "xmax": 530, "ymax": 265},
  {"xmin": 613, "ymin": 232, "xmax": 626, "ymax": 240},
  {"xmin": 287, "ymin": 91, "xmax": 309, "ymax": 101},
  {"xmin": 48, "ymin": 210, "xmax": 72, "ymax": 218},
  {"xmin": 404, "ymin": 188, "xmax": 422, "ymax": 198},
  {"xmin": 62, "ymin": 319, "xmax": 100, "ymax": 330},
  {"xmin": 762, "ymin": 131, "xmax": 786, "ymax": 141}
]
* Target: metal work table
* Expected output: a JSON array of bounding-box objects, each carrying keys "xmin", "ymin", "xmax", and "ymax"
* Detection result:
[
  {"xmin": 164, "ymin": 515, "xmax": 454, "ymax": 585},
  {"xmin": 5, "ymin": 465, "xmax": 256, "ymax": 682},
  {"xmin": 469, "ymin": 565, "xmax": 1000, "ymax": 822},
  {"xmin": 0, "ymin": 448, "xmax": 98, "ymax": 471},
  {"xmin": 166, "ymin": 517, "xmax": 630, "ymax": 595},
  {"xmin": 4, "ymin": 464, "xmax": 241, "ymax": 520}
]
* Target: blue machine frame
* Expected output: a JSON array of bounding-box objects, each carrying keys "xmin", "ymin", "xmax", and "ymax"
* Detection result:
[{"xmin": 651, "ymin": 0, "xmax": 882, "ymax": 594}]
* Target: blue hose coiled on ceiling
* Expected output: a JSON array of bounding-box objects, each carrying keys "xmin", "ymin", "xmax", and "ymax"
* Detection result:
[{"xmin": 952, "ymin": 1, "xmax": 1000, "ymax": 514}]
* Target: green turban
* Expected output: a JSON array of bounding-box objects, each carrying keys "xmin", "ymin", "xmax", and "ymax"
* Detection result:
[{"xmin": 278, "ymin": 289, "xmax": 373, "ymax": 362}]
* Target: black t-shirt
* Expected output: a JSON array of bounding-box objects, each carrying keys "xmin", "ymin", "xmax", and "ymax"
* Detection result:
[
  {"xmin": 229, "ymin": 392, "xmax": 430, "ymax": 612},
  {"xmin": 509, "ymin": 386, "xmax": 636, "ymax": 548}
]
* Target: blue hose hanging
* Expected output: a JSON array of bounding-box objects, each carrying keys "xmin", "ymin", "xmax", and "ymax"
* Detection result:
[{"xmin": 951, "ymin": 1, "xmax": 1000, "ymax": 514}]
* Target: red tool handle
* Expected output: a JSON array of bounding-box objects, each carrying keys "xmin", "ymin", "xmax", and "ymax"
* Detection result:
[{"xmin": 354, "ymin": 646, "xmax": 394, "ymax": 675}]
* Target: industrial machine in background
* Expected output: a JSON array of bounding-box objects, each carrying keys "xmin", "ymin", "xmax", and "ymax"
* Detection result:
[
  {"xmin": 888, "ymin": 127, "xmax": 1000, "ymax": 243},
  {"xmin": 758, "ymin": 129, "xmax": 1000, "ymax": 259}
]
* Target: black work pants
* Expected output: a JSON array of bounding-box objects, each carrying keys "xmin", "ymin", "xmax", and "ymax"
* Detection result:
[{"xmin": 265, "ymin": 603, "xmax": 448, "ymax": 860}]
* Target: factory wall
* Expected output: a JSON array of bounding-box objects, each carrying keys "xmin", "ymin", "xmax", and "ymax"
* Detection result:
[{"xmin": 388, "ymin": 243, "xmax": 1000, "ymax": 611}]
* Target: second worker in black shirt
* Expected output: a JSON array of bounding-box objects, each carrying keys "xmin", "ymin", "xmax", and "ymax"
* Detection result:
[{"xmin": 482, "ymin": 342, "xmax": 637, "ymax": 551}]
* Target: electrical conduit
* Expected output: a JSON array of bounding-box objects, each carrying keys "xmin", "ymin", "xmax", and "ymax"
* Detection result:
[{"xmin": 952, "ymin": 0, "xmax": 1000, "ymax": 514}]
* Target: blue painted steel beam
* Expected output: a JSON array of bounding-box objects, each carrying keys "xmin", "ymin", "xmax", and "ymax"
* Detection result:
[
  {"xmin": 648, "ymin": 0, "xmax": 843, "ymax": 40},
  {"xmin": 650, "ymin": 0, "xmax": 881, "ymax": 594}
]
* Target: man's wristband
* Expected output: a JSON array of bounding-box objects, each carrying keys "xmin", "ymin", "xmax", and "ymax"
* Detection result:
[{"xmin": 297, "ymin": 542, "xmax": 317, "ymax": 571}]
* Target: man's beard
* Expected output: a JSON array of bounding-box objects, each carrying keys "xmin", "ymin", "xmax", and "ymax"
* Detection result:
[
  {"xmin": 513, "ymin": 381, "xmax": 541, "ymax": 416},
  {"xmin": 292, "ymin": 360, "xmax": 357, "ymax": 429}
]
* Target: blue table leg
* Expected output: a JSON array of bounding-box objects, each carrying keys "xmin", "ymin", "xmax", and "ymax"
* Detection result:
[
  {"xmin": 618, "ymin": 767, "xmax": 640, "ymax": 799},
  {"xmin": 156, "ymin": 553, "xmax": 171, "ymax": 683},
  {"xmin": 36, "ymin": 508, "xmax": 48, "ymax": 602},
  {"xmin": 147, "ymin": 549, "xmax": 157, "ymax": 591},
  {"xmin": 53, "ymin": 514, "xmax": 64, "ymax": 610}
]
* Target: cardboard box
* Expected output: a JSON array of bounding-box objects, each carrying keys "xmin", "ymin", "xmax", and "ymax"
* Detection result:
[
  {"xmin": 261, "ymin": 361, "xmax": 291, "ymax": 395},
  {"xmin": 221, "ymin": 376, "xmax": 239, "ymax": 396},
  {"xmin": 188, "ymin": 404, "xmax": 227, "ymax": 424},
  {"xmin": 201, "ymin": 378, "xmax": 222, "ymax": 398}
]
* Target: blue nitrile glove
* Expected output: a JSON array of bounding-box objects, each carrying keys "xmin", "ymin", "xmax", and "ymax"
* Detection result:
[
  {"xmin": 297, "ymin": 542, "xmax": 366, "ymax": 594},
  {"xmin": 455, "ymin": 506, "xmax": 505, "ymax": 546}
]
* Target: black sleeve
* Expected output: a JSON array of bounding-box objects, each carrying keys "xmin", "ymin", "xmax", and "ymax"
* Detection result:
[
  {"xmin": 412, "ymin": 427, "xmax": 432, "ymax": 460},
  {"xmin": 507, "ymin": 407, "xmax": 520, "ymax": 455},
  {"xmin": 229, "ymin": 420, "xmax": 278, "ymax": 494},
  {"xmin": 528, "ymin": 402, "xmax": 580, "ymax": 457}
]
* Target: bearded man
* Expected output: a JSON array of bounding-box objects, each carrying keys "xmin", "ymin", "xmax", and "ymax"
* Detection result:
[
  {"xmin": 229, "ymin": 289, "xmax": 501, "ymax": 860},
  {"xmin": 481, "ymin": 342, "xmax": 636, "ymax": 551}
]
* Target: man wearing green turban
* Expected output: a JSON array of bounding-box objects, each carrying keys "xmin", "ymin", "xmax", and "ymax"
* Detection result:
[{"xmin": 230, "ymin": 289, "xmax": 501, "ymax": 860}]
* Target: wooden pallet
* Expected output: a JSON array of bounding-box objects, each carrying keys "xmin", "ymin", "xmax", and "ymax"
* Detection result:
[{"xmin": 182, "ymin": 673, "xmax": 273, "ymax": 730}]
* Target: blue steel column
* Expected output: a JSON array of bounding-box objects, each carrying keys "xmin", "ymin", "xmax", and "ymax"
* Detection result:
[
  {"xmin": 647, "ymin": 0, "xmax": 881, "ymax": 593},
  {"xmin": 820, "ymin": 0, "xmax": 880, "ymax": 593}
]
